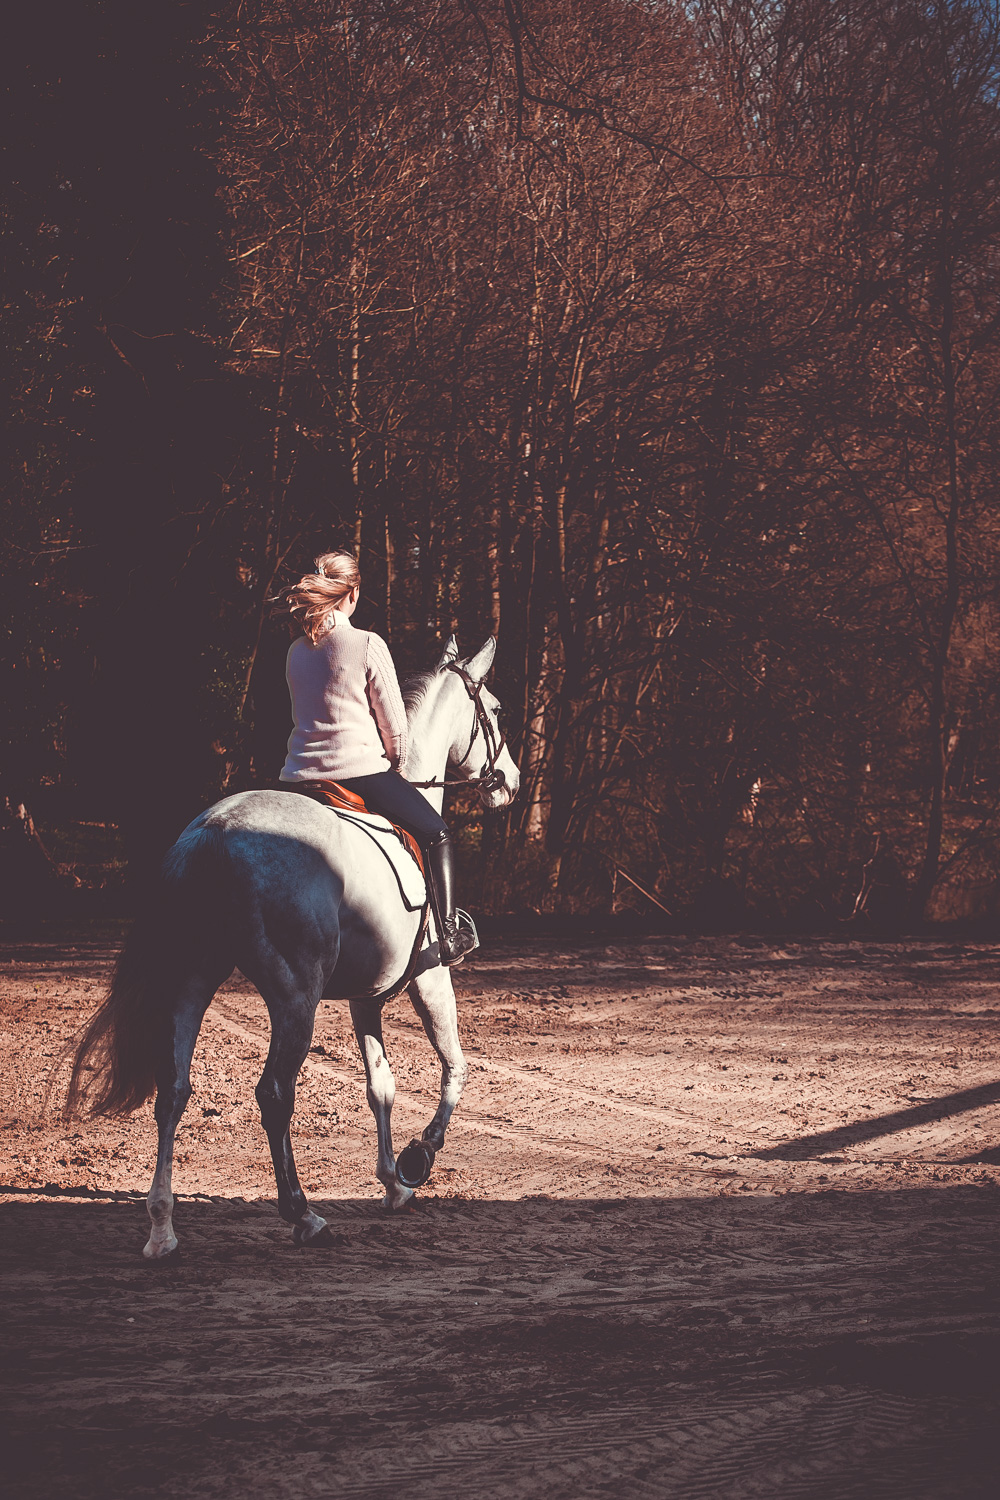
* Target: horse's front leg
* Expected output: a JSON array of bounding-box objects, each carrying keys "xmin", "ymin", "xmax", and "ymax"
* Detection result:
[
  {"xmin": 349, "ymin": 999, "xmax": 411, "ymax": 1212},
  {"xmin": 406, "ymin": 965, "xmax": 469, "ymax": 1156}
]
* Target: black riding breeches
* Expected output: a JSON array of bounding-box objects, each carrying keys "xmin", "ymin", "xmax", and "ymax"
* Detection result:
[{"xmin": 335, "ymin": 769, "xmax": 448, "ymax": 847}]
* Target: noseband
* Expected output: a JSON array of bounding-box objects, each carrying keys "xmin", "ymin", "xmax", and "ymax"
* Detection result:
[{"xmin": 409, "ymin": 663, "xmax": 509, "ymax": 793}]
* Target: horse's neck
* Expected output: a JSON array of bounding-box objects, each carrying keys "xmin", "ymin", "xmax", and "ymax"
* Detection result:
[{"xmin": 402, "ymin": 678, "xmax": 456, "ymax": 814}]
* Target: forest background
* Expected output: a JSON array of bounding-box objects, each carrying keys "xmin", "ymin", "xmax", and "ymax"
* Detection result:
[{"xmin": 5, "ymin": 0, "xmax": 1000, "ymax": 930}]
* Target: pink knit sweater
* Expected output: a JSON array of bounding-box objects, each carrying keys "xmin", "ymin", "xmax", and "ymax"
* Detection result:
[{"xmin": 278, "ymin": 616, "xmax": 409, "ymax": 782}]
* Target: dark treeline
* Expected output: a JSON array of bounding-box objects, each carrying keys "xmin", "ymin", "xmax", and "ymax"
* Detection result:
[{"xmin": 4, "ymin": 0, "xmax": 1000, "ymax": 926}]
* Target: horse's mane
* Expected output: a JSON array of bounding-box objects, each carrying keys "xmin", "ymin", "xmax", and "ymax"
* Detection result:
[{"xmin": 401, "ymin": 669, "xmax": 438, "ymax": 714}]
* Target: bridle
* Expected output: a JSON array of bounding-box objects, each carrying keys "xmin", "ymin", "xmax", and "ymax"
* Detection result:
[{"xmin": 409, "ymin": 663, "xmax": 509, "ymax": 794}]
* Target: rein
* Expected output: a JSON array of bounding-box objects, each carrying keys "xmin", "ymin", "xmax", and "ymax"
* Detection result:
[{"xmin": 409, "ymin": 663, "xmax": 509, "ymax": 793}]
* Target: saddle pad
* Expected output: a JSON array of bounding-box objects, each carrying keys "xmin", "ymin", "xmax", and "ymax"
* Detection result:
[{"xmin": 285, "ymin": 780, "xmax": 427, "ymax": 912}]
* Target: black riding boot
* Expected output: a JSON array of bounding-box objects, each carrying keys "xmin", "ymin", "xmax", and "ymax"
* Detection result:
[{"xmin": 425, "ymin": 833, "xmax": 479, "ymax": 966}]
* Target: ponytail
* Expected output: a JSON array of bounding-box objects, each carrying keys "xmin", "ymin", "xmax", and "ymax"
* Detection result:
[{"xmin": 285, "ymin": 551, "xmax": 361, "ymax": 644}]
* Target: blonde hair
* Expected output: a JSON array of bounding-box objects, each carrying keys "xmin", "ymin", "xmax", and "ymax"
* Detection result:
[{"xmin": 286, "ymin": 550, "xmax": 361, "ymax": 645}]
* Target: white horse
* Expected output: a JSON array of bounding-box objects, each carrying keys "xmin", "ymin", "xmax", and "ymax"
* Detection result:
[{"xmin": 68, "ymin": 636, "xmax": 519, "ymax": 1257}]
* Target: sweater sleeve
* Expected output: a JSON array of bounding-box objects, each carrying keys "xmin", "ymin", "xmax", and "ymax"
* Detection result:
[{"xmin": 365, "ymin": 633, "xmax": 409, "ymax": 770}]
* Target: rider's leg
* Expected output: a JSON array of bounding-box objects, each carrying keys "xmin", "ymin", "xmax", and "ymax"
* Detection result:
[
  {"xmin": 336, "ymin": 769, "xmax": 446, "ymax": 839},
  {"xmin": 423, "ymin": 832, "xmax": 478, "ymax": 966},
  {"xmin": 337, "ymin": 771, "xmax": 479, "ymax": 965}
]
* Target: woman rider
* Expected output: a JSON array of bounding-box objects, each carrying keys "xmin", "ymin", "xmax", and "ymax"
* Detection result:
[{"xmin": 277, "ymin": 550, "xmax": 478, "ymax": 966}]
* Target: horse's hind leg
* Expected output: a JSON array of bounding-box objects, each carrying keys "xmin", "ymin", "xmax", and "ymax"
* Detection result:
[
  {"xmin": 254, "ymin": 990, "xmax": 331, "ymax": 1247},
  {"xmin": 145, "ymin": 971, "xmax": 219, "ymax": 1260},
  {"xmin": 350, "ymin": 999, "xmax": 410, "ymax": 1212}
]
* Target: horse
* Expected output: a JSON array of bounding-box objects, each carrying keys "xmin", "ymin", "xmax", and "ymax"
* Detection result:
[{"xmin": 68, "ymin": 635, "xmax": 520, "ymax": 1257}]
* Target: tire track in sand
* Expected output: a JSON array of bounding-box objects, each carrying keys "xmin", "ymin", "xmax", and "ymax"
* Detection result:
[
  {"xmin": 241, "ymin": 1388, "xmax": 984, "ymax": 1500},
  {"xmin": 208, "ymin": 1000, "xmax": 764, "ymax": 1185},
  {"xmin": 382, "ymin": 1017, "xmax": 726, "ymax": 1131}
]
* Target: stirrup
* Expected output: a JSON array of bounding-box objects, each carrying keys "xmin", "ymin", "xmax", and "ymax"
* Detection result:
[
  {"xmin": 440, "ymin": 908, "xmax": 480, "ymax": 965},
  {"xmin": 455, "ymin": 908, "xmax": 479, "ymax": 944}
]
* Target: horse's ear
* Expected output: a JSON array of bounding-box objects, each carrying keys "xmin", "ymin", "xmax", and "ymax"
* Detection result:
[
  {"xmin": 436, "ymin": 634, "xmax": 460, "ymax": 671},
  {"xmin": 461, "ymin": 636, "xmax": 496, "ymax": 683}
]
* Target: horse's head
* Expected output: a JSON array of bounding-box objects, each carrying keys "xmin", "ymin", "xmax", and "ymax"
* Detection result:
[{"xmin": 434, "ymin": 635, "xmax": 520, "ymax": 810}]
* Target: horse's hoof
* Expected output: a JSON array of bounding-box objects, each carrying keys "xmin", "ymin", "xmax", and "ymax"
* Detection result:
[
  {"xmin": 382, "ymin": 1190, "xmax": 416, "ymax": 1214},
  {"xmin": 395, "ymin": 1138, "xmax": 436, "ymax": 1190},
  {"xmin": 293, "ymin": 1221, "xmax": 337, "ymax": 1248},
  {"xmin": 142, "ymin": 1244, "xmax": 180, "ymax": 1264}
]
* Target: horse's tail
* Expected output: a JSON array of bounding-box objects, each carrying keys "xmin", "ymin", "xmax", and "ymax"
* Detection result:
[{"xmin": 65, "ymin": 825, "xmax": 230, "ymax": 1118}]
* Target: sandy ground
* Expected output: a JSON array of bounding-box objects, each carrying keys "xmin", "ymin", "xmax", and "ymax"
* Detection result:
[{"xmin": 1, "ymin": 932, "xmax": 999, "ymax": 1498}]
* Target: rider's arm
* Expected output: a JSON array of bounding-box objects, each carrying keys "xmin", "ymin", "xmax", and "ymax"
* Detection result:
[{"xmin": 365, "ymin": 633, "xmax": 409, "ymax": 771}]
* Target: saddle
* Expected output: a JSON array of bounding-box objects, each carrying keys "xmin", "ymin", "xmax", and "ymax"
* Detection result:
[{"xmin": 282, "ymin": 779, "xmax": 425, "ymax": 877}]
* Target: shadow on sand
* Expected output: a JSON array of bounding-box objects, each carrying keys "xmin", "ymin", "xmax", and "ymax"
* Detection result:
[
  {"xmin": 2, "ymin": 1184, "xmax": 998, "ymax": 1499},
  {"xmin": 752, "ymin": 1080, "xmax": 1000, "ymax": 1161}
]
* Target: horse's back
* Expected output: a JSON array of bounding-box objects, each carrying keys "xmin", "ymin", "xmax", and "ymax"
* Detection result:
[{"xmin": 190, "ymin": 790, "xmax": 345, "ymax": 891}]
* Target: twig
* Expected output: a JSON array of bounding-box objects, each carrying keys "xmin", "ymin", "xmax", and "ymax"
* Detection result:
[{"xmin": 612, "ymin": 863, "xmax": 672, "ymax": 916}]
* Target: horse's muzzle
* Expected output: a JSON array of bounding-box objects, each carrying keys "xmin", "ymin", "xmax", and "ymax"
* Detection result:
[{"xmin": 395, "ymin": 1138, "xmax": 436, "ymax": 1190}]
